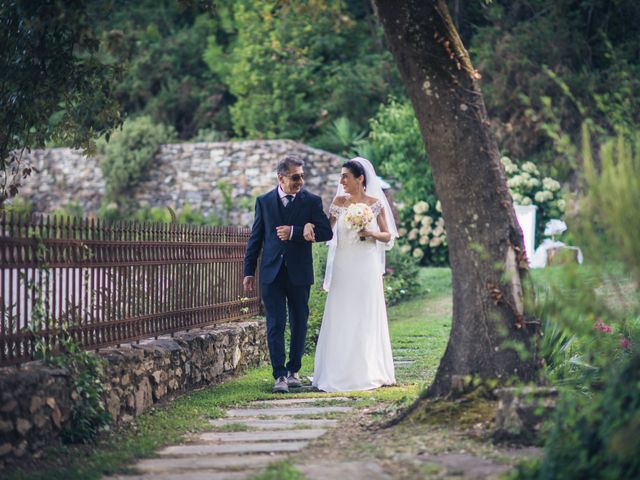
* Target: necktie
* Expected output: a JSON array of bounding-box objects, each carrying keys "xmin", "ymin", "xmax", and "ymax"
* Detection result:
[{"xmin": 284, "ymin": 195, "xmax": 293, "ymax": 208}]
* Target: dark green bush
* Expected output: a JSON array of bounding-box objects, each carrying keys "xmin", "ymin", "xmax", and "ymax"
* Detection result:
[{"xmin": 100, "ymin": 115, "xmax": 175, "ymax": 198}]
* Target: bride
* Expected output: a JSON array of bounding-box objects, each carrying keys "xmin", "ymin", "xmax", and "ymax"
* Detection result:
[{"xmin": 312, "ymin": 157, "xmax": 397, "ymax": 392}]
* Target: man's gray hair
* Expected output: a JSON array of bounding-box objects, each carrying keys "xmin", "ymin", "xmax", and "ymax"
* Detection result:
[{"xmin": 277, "ymin": 155, "xmax": 305, "ymax": 176}]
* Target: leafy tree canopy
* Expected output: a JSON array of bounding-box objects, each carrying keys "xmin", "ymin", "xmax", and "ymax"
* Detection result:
[{"xmin": 0, "ymin": 0, "xmax": 123, "ymax": 204}]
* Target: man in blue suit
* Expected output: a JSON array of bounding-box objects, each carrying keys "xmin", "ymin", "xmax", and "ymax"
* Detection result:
[{"xmin": 243, "ymin": 155, "xmax": 333, "ymax": 393}]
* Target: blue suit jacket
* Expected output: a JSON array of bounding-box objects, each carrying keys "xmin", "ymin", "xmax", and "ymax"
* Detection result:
[{"xmin": 244, "ymin": 187, "xmax": 333, "ymax": 285}]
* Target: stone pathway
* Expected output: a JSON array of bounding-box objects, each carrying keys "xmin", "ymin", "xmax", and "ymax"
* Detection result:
[{"xmin": 105, "ymin": 396, "xmax": 358, "ymax": 480}]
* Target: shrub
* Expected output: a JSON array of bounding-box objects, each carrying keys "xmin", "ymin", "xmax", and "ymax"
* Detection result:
[
  {"xmin": 514, "ymin": 129, "xmax": 640, "ymax": 478},
  {"xmin": 501, "ymin": 156, "xmax": 565, "ymax": 247},
  {"xmin": 396, "ymin": 199, "xmax": 448, "ymax": 267},
  {"xmin": 383, "ymin": 244, "xmax": 422, "ymax": 306},
  {"xmin": 100, "ymin": 115, "xmax": 175, "ymax": 198}
]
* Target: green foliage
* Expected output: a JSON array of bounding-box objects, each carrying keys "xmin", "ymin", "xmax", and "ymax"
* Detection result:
[
  {"xmin": 382, "ymin": 246, "xmax": 422, "ymax": 306},
  {"xmin": 100, "ymin": 115, "xmax": 175, "ymax": 198},
  {"xmin": 306, "ymin": 243, "xmax": 328, "ymax": 353},
  {"xmin": 0, "ymin": 0, "xmax": 122, "ymax": 204},
  {"xmin": 471, "ymin": 0, "xmax": 640, "ymax": 179},
  {"xmin": 361, "ymin": 97, "xmax": 433, "ymax": 208},
  {"xmin": 514, "ymin": 130, "xmax": 640, "ymax": 477},
  {"xmin": 311, "ymin": 116, "xmax": 367, "ymax": 156},
  {"xmin": 397, "ymin": 200, "xmax": 448, "ymax": 267},
  {"xmin": 101, "ymin": 2, "xmax": 230, "ymax": 139},
  {"xmin": 579, "ymin": 128, "xmax": 640, "ymax": 284},
  {"xmin": 206, "ymin": 1, "xmax": 401, "ymax": 140},
  {"xmin": 248, "ymin": 460, "xmax": 305, "ymax": 480},
  {"xmin": 501, "ymin": 156, "xmax": 565, "ymax": 246},
  {"xmin": 49, "ymin": 335, "xmax": 112, "ymax": 443}
]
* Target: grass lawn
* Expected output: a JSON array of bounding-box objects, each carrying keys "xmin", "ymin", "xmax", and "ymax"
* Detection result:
[{"xmin": 3, "ymin": 268, "xmax": 452, "ymax": 480}]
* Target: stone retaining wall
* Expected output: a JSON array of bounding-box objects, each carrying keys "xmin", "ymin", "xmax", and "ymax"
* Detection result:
[
  {"xmin": 16, "ymin": 140, "xmax": 345, "ymax": 226},
  {"xmin": 0, "ymin": 320, "xmax": 268, "ymax": 469}
]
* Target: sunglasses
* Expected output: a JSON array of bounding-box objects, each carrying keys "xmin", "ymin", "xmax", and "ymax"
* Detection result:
[{"xmin": 284, "ymin": 173, "xmax": 305, "ymax": 181}]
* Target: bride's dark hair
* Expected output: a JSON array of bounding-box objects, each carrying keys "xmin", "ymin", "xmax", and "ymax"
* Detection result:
[{"xmin": 342, "ymin": 160, "xmax": 367, "ymax": 188}]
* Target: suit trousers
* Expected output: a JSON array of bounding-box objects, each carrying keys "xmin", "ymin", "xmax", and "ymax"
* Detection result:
[{"xmin": 260, "ymin": 263, "xmax": 310, "ymax": 379}]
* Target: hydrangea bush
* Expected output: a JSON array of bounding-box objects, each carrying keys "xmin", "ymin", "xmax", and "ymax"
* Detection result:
[
  {"xmin": 397, "ymin": 200, "xmax": 448, "ymax": 266},
  {"xmin": 501, "ymin": 156, "xmax": 565, "ymax": 246}
]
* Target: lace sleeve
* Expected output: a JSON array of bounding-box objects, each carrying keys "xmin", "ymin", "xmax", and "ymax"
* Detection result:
[
  {"xmin": 329, "ymin": 203, "xmax": 343, "ymax": 218},
  {"xmin": 371, "ymin": 200, "xmax": 383, "ymax": 216}
]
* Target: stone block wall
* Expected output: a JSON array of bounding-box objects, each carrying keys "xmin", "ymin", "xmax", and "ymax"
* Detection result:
[
  {"xmin": 0, "ymin": 320, "xmax": 268, "ymax": 469},
  {"xmin": 16, "ymin": 140, "xmax": 345, "ymax": 226}
]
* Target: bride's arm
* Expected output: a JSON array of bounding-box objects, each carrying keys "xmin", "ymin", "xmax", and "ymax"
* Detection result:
[{"xmin": 361, "ymin": 208, "xmax": 392, "ymax": 243}]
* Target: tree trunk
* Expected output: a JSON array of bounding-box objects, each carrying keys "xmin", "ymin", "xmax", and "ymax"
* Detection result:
[{"xmin": 373, "ymin": 0, "xmax": 539, "ymax": 398}]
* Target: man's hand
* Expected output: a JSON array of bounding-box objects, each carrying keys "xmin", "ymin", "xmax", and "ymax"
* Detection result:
[
  {"xmin": 243, "ymin": 276, "xmax": 255, "ymax": 292},
  {"xmin": 303, "ymin": 223, "xmax": 316, "ymax": 242},
  {"xmin": 276, "ymin": 225, "xmax": 292, "ymax": 241}
]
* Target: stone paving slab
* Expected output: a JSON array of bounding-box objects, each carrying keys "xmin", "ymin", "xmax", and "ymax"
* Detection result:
[
  {"xmin": 225, "ymin": 406, "xmax": 352, "ymax": 417},
  {"xmin": 198, "ymin": 429, "xmax": 326, "ymax": 443},
  {"xmin": 159, "ymin": 441, "xmax": 309, "ymax": 456},
  {"xmin": 297, "ymin": 461, "xmax": 392, "ymax": 480},
  {"xmin": 209, "ymin": 418, "xmax": 339, "ymax": 430},
  {"xmin": 107, "ymin": 471, "xmax": 248, "ymax": 480},
  {"xmin": 133, "ymin": 454, "xmax": 286, "ymax": 473},
  {"xmin": 250, "ymin": 397, "xmax": 352, "ymax": 406}
]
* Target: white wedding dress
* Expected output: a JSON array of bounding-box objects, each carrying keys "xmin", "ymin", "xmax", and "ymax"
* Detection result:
[{"xmin": 312, "ymin": 200, "xmax": 396, "ymax": 392}]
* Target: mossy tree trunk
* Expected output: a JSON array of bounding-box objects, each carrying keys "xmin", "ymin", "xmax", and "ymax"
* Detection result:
[{"xmin": 373, "ymin": 0, "xmax": 540, "ymax": 398}]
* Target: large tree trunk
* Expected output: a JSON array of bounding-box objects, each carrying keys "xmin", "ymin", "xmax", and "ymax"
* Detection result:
[{"xmin": 374, "ymin": 0, "xmax": 539, "ymax": 398}]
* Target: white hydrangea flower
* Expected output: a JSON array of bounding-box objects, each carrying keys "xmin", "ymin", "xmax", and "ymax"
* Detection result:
[
  {"xmin": 412, "ymin": 201, "xmax": 429, "ymax": 214},
  {"xmin": 557, "ymin": 199, "xmax": 566, "ymax": 211},
  {"xmin": 429, "ymin": 237, "xmax": 443, "ymax": 247},
  {"xmin": 408, "ymin": 229, "xmax": 418, "ymax": 240},
  {"xmin": 520, "ymin": 196, "xmax": 532, "ymax": 206},
  {"xmin": 413, "ymin": 214, "xmax": 422, "ymax": 225},
  {"xmin": 508, "ymin": 175, "xmax": 523, "ymax": 188},
  {"xmin": 419, "ymin": 236, "xmax": 429, "ymax": 245},
  {"xmin": 400, "ymin": 244, "xmax": 412, "ymax": 254},
  {"xmin": 511, "ymin": 192, "xmax": 523, "ymax": 203},
  {"xmin": 542, "ymin": 177, "xmax": 561, "ymax": 192},
  {"xmin": 398, "ymin": 228, "xmax": 408, "ymax": 236},
  {"xmin": 534, "ymin": 190, "xmax": 553, "ymax": 203},
  {"xmin": 432, "ymin": 226, "xmax": 444, "ymax": 237},
  {"xmin": 421, "ymin": 215, "xmax": 433, "ymax": 226},
  {"xmin": 412, "ymin": 248, "xmax": 425, "ymax": 259},
  {"xmin": 435, "ymin": 200, "xmax": 442, "ymax": 213},
  {"xmin": 521, "ymin": 161, "xmax": 539, "ymax": 174},
  {"xmin": 436, "ymin": 217, "xmax": 445, "ymax": 227},
  {"xmin": 527, "ymin": 178, "xmax": 541, "ymax": 188},
  {"xmin": 419, "ymin": 224, "xmax": 431, "ymax": 236}
]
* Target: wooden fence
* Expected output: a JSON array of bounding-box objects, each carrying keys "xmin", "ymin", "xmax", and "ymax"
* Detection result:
[{"xmin": 0, "ymin": 213, "xmax": 260, "ymax": 366}]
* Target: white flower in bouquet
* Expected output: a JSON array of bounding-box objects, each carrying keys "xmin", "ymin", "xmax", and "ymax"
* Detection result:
[{"xmin": 344, "ymin": 203, "xmax": 374, "ymax": 241}]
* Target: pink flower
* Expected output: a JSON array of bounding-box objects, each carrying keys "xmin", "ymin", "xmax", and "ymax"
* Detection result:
[
  {"xmin": 593, "ymin": 319, "xmax": 613, "ymax": 333},
  {"xmin": 385, "ymin": 267, "xmax": 395, "ymax": 274},
  {"xmin": 620, "ymin": 338, "xmax": 631, "ymax": 349}
]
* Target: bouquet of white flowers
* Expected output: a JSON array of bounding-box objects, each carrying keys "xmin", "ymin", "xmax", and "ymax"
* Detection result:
[{"xmin": 344, "ymin": 203, "xmax": 374, "ymax": 241}]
